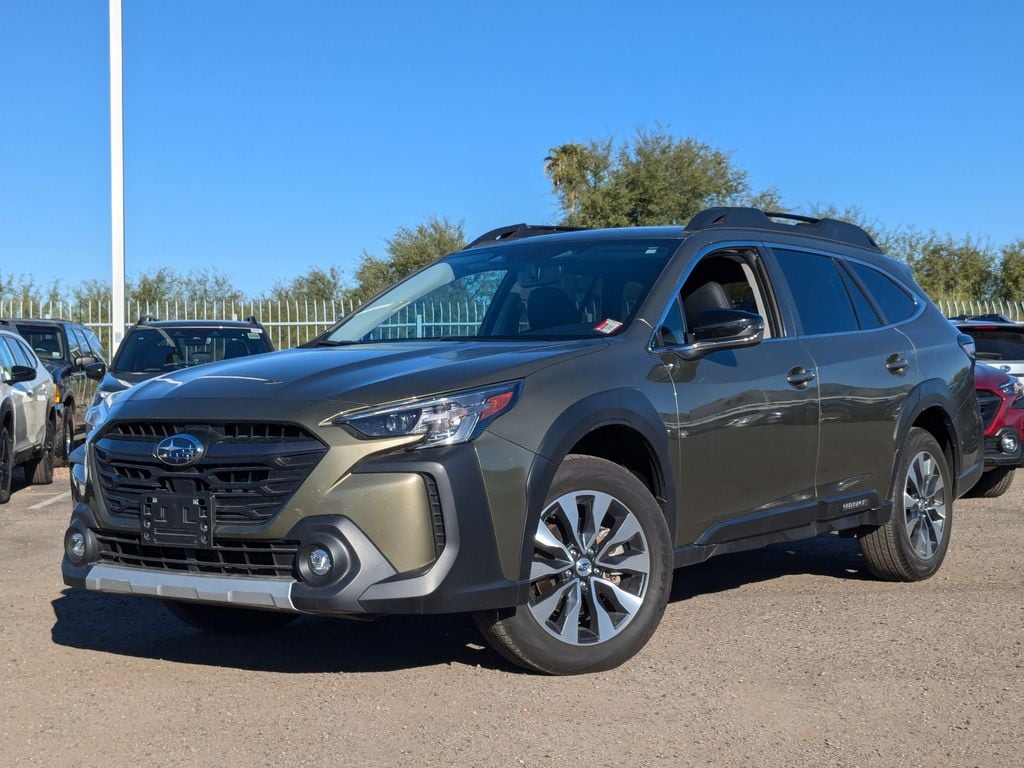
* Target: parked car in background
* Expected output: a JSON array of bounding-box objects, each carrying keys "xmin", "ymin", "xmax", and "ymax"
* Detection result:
[
  {"xmin": 86, "ymin": 316, "xmax": 274, "ymax": 430},
  {"xmin": 0, "ymin": 318, "xmax": 105, "ymax": 466},
  {"xmin": 0, "ymin": 328, "xmax": 55, "ymax": 502},
  {"xmin": 63, "ymin": 208, "xmax": 983, "ymax": 674},
  {"xmin": 953, "ymin": 318, "xmax": 1024, "ymax": 380},
  {"xmin": 968, "ymin": 362, "xmax": 1024, "ymax": 497}
]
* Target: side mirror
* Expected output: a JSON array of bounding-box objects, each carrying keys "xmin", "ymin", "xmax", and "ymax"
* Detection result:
[
  {"xmin": 9, "ymin": 365, "xmax": 37, "ymax": 384},
  {"xmin": 75, "ymin": 355, "xmax": 97, "ymax": 369},
  {"xmin": 677, "ymin": 309, "xmax": 764, "ymax": 360},
  {"xmin": 85, "ymin": 362, "xmax": 107, "ymax": 382}
]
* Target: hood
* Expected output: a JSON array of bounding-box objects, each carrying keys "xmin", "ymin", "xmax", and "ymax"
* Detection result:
[
  {"xmin": 975, "ymin": 362, "xmax": 1015, "ymax": 391},
  {"xmin": 118, "ymin": 339, "xmax": 605, "ymax": 410}
]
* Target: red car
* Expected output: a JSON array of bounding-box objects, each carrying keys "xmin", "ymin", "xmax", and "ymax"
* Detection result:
[{"xmin": 971, "ymin": 362, "xmax": 1024, "ymax": 497}]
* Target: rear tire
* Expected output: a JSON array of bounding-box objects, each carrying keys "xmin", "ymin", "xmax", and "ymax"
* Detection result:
[
  {"xmin": 55, "ymin": 407, "xmax": 74, "ymax": 468},
  {"xmin": 966, "ymin": 467, "xmax": 1014, "ymax": 499},
  {"xmin": 474, "ymin": 455, "xmax": 672, "ymax": 675},
  {"xmin": 163, "ymin": 601, "xmax": 298, "ymax": 634},
  {"xmin": 23, "ymin": 418, "xmax": 55, "ymax": 485},
  {"xmin": 0, "ymin": 425, "xmax": 12, "ymax": 504},
  {"xmin": 859, "ymin": 428, "xmax": 952, "ymax": 581}
]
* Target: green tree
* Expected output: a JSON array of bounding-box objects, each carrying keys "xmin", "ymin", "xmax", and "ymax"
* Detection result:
[
  {"xmin": 996, "ymin": 239, "xmax": 1024, "ymax": 300},
  {"xmin": 267, "ymin": 266, "xmax": 348, "ymax": 305},
  {"xmin": 545, "ymin": 127, "xmax": 774, "ymax": 228},
  {"xmin": 179, "ymin": 268, "xmax": 243, "ymax": 306},
  {"xmin": 350, "ymin": 216, "xmax": 465, "ymax": 304},
  {"xmin": 907, "ymin": 234, "xmax": 997, "ymax": 301},
  {"xmin": 128, "ymin": 268, "xmax": 181, "ymax": 308}
]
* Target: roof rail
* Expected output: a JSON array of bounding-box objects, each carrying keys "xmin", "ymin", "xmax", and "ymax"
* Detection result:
[
  {"xmin": 464, "ymin": 223, "xmax": 587, "ymax": 249},
  {"xmin": 136, "ymin": 314, "xmax": 160, "ymax": 324},
  {"xmin": 684, "ymin": 207, "xmax": 880, "ymax": 252}
]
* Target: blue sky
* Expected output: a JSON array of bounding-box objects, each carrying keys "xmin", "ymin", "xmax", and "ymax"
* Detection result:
[{"xmin": 1, "ymin": 0, "xmax": 1022, "ymax": 297}]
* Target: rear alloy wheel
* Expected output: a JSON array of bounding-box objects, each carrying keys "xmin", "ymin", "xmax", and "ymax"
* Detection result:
[
  {"xmin": 966, "ymin": 467, "xmax": 1014, "ymax": 499},
  {"xmin": 859, "ymin": 427, "xmax": 952, "ymax": 581},
  {"xmin": 163, "ymin": 601, "xmax": 298, "ymax": 634},
  {"xmin": 24, "ymin": 418, "xmax": 55, "ymax": 485},
  {"xmin": 0, "ymin": 426, "xmax": 12, "ymax": 504},
  {"xmin": 474, "ymin": 455, "xmax": 672, "ymax": 674}
]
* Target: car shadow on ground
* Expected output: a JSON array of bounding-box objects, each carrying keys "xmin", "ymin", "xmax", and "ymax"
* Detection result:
[{"xmin": 51, "ymin": 534, "xmax": 871, "ymax": 674}]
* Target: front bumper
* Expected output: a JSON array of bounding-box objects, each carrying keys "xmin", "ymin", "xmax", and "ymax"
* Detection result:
[
  {"xmin": 983, "ymin": 426, "xmax": 1024, "ymax": 468},
  {"xmin": 62, "ymin": 442, "xmax": 528, "ymax": 616}
]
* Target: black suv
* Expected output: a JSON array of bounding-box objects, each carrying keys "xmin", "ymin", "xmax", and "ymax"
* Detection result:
[
  {"xmin": 87, "ymin": 316, "xmax": 274, "ymax": 425},
  {"xmin": 0, "ymin": 318, "xmax": 106, "ymax": 465},
  {"xmin": 63, "ymin": 208, "xmax": 983, "ymax": 674}
]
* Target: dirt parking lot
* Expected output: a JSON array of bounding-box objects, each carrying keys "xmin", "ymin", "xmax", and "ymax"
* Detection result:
[{"xmin": 1, "ymin": 466, "xmax": 1021, "ymax": 767}]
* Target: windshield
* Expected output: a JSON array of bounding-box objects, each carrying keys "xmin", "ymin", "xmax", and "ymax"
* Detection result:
[
  {"xmin": 111, "ymin": 327, "xmax": 273, "ymax": 374},
  {"xmin": 967, "ymin": 328, "xmax": 1024, "ymax": 361},
  {"xmin": 324, "ymin": 238, "xmax": 678, "ymax": 344},
  {"xmin": 14, "ymin": 325, "xmax": 66, "ymax": 366}
]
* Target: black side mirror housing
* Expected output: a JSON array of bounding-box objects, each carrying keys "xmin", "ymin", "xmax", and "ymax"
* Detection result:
[
  {"xmin": 676, "ymin": 308, "xmax": 765, "ymax": 360},
  {"xmin": 85, "ymin": 362, "xmax": 107, "ymax": 382},
  {"xmin": 9, "ymin": 365, "xmax": 37, "ymax": 384}
]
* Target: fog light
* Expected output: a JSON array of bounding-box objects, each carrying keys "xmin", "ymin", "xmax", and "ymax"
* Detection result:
[
  {"xmin": 308, "ymin": 547, "xmax": 333, "ymax": 577},
  {"xmin": 1000, "ymin": 434, "xmax": 1019, "ymax": 454}
]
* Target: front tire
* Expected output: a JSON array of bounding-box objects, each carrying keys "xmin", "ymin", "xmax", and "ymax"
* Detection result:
[
  {"xmin": 163, "ymin": 601, "xmax": 298, "ymax": 634},
  {"xmin": 23, "ymin": 418, "xmax": 55, "ymax": 485},
  {"xmin": 474, "ymin": 455, "xmax": 672, "ymax": 675},
  {"xmin": 859, "ymin": 428, "xmax": 952, "ymax": 581},
  {"xmin": 55, "ymin": 407, "xmax": 74, "ymax": 468},
  {"xmin": 0, "ymin": 425, "xmax": 12, "ymax": 504},
  {"xmin": 966, "ymin": 466, "xmax": 1014, "ymax": 499}
]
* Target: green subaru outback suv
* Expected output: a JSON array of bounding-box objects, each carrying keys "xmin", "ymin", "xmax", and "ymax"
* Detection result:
[{"xmin": 62, "ymin": 208, "xmax": 983, "ymax": 674}]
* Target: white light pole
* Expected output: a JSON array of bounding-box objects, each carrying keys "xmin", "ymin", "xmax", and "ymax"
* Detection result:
[{"xmin": 109, "ymin": 0, "xmax": 125, "ymax": 353}]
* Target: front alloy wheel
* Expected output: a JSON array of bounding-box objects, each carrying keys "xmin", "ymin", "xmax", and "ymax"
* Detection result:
[
  {"xmin": 529, "ymin": 490, "xmax": 651, "ymax": 645},
  {"xmin": 902, "ymin": 450, "xmax": 946, "ymax": 560},
  {"xmin": 474, "ymin": 455, "xmax": 671, "ymax": 675}
]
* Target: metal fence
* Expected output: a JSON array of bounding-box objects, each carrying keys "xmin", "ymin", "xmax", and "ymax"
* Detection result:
[{"xmin": 4, "ymin": 296, "xmax": 1024, "ymax": 355}]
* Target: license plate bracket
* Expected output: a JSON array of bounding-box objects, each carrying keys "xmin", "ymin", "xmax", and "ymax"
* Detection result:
[{"xmin": 141, "ymin": 493, "xmax": 215, "ymax": 548}]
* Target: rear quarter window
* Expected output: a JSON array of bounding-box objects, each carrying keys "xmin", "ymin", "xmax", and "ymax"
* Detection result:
[{"xmin": 849, "ymin": 262, "xmax": 917, "ymax": 323}]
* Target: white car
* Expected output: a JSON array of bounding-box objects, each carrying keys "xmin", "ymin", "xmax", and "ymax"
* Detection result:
[{"xmin": 0, "ymin": 328, "xmax": 56, "ymax": 502}]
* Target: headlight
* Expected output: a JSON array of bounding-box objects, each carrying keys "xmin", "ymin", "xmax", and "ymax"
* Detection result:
[
  {"xmin": 999, "ymin": 377, "xmax": 1024, "ymax": 399},
  {"xmin": 85, "ymin": 387, "xmax": 130, "ymax": 432},
  {"xmin": 335, "ymin": 382, "xmax": 521, "ymax": 448}
]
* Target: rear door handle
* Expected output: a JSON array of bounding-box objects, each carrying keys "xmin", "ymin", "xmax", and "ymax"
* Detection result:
[
  {"xmin": 886, "ymin": 354, "xmax": 910, "ymax": 375},
  {"xmin": 786, "ymin": 367, "xmax": 816, "ymax": 389}
]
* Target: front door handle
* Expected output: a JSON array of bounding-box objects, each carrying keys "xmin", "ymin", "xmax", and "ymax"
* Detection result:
[
  {"xmin": 886, "ymin": 354, "xmax": 910, "ymax": 375},
  {"xmin": 787, "ymin": 367, "xmax": 816, "ymax": 389}
]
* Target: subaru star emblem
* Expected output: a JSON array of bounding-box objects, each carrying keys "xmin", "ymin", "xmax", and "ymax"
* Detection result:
[{"xmin": 155, "ymin": 434, "xmax": 204, "ymax": 467}]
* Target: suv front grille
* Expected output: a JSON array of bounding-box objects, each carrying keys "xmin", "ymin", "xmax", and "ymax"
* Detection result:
[
  {"xmin": 96, "ymin": 530, "xmax": 297, "ymax": 578},
  {"xmin": 976, "ymin": 390, "xmax": 1002, "ymax": 431},
  {"xmin": 94, "ymin": 421, "xmax": 327, "ymax": 526}
]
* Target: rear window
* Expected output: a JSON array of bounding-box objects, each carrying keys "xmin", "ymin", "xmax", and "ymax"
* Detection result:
[
  {"xmin": 14, "ymin": 324, "xmax": 66, "ymax": 362},
  {"xmin": 111, "ymin": 327, "xmax": 273, "ymax": 374},
  {"xmin": 966, "ymin": 329, "xmax": 1024, "ymax": 362}
]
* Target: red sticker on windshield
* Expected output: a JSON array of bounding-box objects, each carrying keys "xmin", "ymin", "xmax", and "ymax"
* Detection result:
[{"xmin": 594, "ymin": 319, "xmax": 623, "ymax": 334}]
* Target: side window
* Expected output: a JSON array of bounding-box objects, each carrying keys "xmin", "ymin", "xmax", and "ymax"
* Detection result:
[
  {"xmin": 83, "ymin": 328, "xmax": 106, "ymax": 362},
  {"xmin": 838, "ymin": 266, "xmax": 882, "ymax": 330},
  {"xmin": 773, "ymin": 249, "xmax": 859, "ymax": 335},
  {"xmin": 67, "ymin": 327, "xmax": 83, "ymax": 359},
  {"xmin": 654, "ymin": 299, "xmax": 686, "ymax": 347},
  {"xmin": 678, "ymin": 250, "xmax": 777, "ymax": 340},
  {"xmin": 849, "ymin": 263, "xmax": 917, "ymax": 324},
  {"xmin": 0, "ymin": 337, "xmax": 15, "ymax": 377},
  {"xmin": 72, "ymin": 327, "xmax": 94, "ymax": 360},
  {"xmin": 6, "ymin": 337, "xmax": 32, "ymax": 367}
]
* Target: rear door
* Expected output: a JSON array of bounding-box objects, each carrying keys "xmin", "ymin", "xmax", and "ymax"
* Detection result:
[
  {"xmin": 2, "ymin": 336, "xmax": 47, "ymax": 451},
  {"xmin": 769, "ymin": 247, "xmax": 918, "ymax": 505}
]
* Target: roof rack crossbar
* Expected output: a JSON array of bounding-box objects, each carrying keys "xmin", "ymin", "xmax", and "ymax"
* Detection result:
[
  {"xmin": 684, "ymin": 207, "xmax": 880, "ymax": 252},
  {"xmin": 465, "ymin": 223, "xmax": 587, "ymax": 249}
]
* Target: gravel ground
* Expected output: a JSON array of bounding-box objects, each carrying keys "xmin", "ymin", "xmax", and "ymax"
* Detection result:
[{"xmin": 1, "ymin": 467, "xmax": 1021, "ymax": 767}]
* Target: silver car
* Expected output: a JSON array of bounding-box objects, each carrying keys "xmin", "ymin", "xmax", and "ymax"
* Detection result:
[{"xmin": 0, "ymin": 328, "xmax": 56, "ymax": 502}]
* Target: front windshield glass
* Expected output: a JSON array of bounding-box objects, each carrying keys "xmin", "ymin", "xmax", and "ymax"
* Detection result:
[
  {"xmin": 325, "ymin": 238, "xmax": 678, "ymax": 343},
  {"xmin": 111, "ymin": 327, "xmax": 273, "ymax": 373}
]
